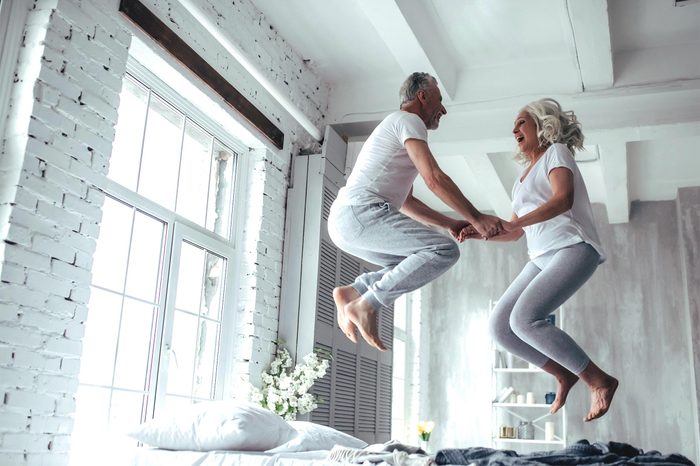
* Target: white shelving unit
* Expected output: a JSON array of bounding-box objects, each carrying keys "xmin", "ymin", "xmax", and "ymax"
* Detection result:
[{"xmin": 490, "ymin": 300, "xmax": 567, "ymax": 452}]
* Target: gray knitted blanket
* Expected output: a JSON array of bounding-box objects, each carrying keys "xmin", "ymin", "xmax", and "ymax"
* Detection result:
[{"xmin": 435, "ymin": 440, "xmax": 694, "ymax": 466}]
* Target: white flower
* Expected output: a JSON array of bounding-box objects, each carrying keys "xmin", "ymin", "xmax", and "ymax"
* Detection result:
[{"xmin": 249, "ymin": 346, "xmax": 329, "ymax": 421}]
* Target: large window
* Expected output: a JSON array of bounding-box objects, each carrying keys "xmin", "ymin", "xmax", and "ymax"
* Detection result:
[{"xmin": 72, "ymin": 71, "xmax": 243, "ymax": 455}]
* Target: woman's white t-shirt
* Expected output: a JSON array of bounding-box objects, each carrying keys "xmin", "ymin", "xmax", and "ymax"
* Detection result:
[
  {"xmin": 335, "ymin": 111, "xmax": 427, "ymax": 208},
  {"xmin": 512, "ymin": 143, "xmax": 606, "ymax": 263}
]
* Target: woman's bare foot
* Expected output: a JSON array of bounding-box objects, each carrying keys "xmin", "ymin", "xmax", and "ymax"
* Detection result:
[
  {"xmin": 584, "ymin": 376, "xmax": 618, "ymax": 422},
  {"xmin": 550, "ymin": 370, "xmax": 579, "ymax": 414},
  {"xmin": 333, "ymin": 286, "xmax": 359, "ymax": 342},
  {"xmin": 541, "ymin": 359, "xmax": 579, "ymax": 414},
  {"xmin": 344, "ymin": 297, "xmax": 387, "ymax": 351}
]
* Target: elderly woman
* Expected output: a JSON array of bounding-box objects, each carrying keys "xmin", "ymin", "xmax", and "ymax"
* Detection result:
[{"xmin": 464, "ymin": 98, "xmax": 618, "ymax": 422}]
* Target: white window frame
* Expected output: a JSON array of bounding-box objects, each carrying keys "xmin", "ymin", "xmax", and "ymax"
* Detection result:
[
  {"xmin": 0, "ymin": 0, "xmax": 29, "ymax": 141},
  {"xmin": 155, "ymin": 221, "xmax": 239, "ymax": 413},
  {"xmin": 83, "ymin": 58, "xmax": 251, "ymax": 422}
]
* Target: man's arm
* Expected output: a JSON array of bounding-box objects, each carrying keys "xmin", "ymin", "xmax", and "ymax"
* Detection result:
[
  {"xmin": 404, "ymin": 138, "xmax": 502, "ymax": 237},
  {"xmin": 400, "ymin": 189, "xmax": 470, "ymax": 241}
]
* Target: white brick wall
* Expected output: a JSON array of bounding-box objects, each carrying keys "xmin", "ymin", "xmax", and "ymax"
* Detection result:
[
  {"xmin": 1, "ymin": 0, "xmax": 327, "ymax": 464},
  {"xmin": 231, "ymin": 146, "xmax": 292, "ymax": 399},
  {"xmin": 0, "ymin": 1, "xmax": 130, "ymax": 464}
]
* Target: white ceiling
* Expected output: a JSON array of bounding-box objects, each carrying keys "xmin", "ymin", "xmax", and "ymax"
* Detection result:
[{"xmin": 247, "ymin": 0, "xmax": 700, "ymax": 223}]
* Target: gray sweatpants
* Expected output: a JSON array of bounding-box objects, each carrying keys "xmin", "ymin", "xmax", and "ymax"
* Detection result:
[
  {"xmin": 489, "ymin": 242, "xmax": 600, "ymax": 375},
  {"xmin": 327, "ymin": 202, "xmax": 460, "ymax": 311}
]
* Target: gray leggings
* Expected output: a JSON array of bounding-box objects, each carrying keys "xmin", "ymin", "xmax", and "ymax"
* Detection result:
[{"xmin": 489, "ymin": 242, "xmax": 599, "ymax": 375}]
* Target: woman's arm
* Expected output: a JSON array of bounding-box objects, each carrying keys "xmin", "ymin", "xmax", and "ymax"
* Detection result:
[
  {"xmin": 508, "ymin": 167, "xmax": 574, "ymax": 229},
  {"xmin": 470, "ymin": 213, "xmax": 524, "ymax": 242}
]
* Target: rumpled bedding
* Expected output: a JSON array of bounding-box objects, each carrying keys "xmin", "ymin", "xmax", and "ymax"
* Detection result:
[
  {"xmin": 328, "ymin": 441, "xmax": 434, "ymax": 466},
  {"xmin": 435, "ymin": 439, "xmax": 695, "ymax": 466}
]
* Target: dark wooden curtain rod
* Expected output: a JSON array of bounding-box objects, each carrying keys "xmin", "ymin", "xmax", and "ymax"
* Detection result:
[{"xmin": 119, "ymin": 0, "xmax": 284, "ymax": 150}]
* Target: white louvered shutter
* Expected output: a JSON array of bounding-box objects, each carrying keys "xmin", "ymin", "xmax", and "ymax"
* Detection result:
[{"xmin": 279, "ymin": 126, "xmax": 393, "ymax": 444}]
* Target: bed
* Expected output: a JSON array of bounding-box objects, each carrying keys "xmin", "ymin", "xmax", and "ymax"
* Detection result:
[
  {"xmin": 114, "ymin": 402, "xmax": 694, "ymax": 466},
  {"xmin": 115, "ymin": 401, "xmax": 432, "ymax": 466}
]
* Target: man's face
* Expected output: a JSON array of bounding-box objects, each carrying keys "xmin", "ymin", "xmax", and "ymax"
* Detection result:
[{"xmin": 421, "ymin": 85, "xmax": 447, "ymax": 130}]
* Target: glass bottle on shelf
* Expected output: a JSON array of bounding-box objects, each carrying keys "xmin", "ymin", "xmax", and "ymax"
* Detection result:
[{"xmin": 517, "ymin": 421, "xmax": 534, "ymax": 440}]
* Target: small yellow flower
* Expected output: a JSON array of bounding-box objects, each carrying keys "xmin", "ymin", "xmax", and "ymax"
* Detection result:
[{"xmin": 416, "ymin": 420, "xmax": 435, "ymax": 441}]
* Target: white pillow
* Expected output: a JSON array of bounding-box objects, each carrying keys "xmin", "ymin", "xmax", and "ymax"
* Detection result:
[
  {"xmin": 128, "ymin": 401, "xmax": 295, "ymax": 451},
  {"xmin": 266, "ymin": 421, "xmax": 368, "ymax": 453}
]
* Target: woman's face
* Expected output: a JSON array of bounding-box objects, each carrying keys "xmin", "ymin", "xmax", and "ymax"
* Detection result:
[{"xmin": 512, "ymin": 110, "xmax": 540, "ymax": 157}]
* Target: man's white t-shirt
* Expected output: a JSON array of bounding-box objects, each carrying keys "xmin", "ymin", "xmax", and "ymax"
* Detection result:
[
  {"xmin": 512, "ymin": 143, "xmax": 606, "ymax": 263},
  {"xmin": 335, "ymin": 111, "xmax": 427, "ymax": 208}
]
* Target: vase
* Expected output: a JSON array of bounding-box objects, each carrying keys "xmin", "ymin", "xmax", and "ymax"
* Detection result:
[{"xmin": 419, "ymin": 439, "xmax": 430, "ymax": 454}]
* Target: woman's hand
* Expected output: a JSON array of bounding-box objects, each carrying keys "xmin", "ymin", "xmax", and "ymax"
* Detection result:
[
  {"xmin": 501, "ymin": 219, "xmax": 519, "ymax": 232},
  {"xmin": 471, "ymin": 213, "xmax": 503, "ymax": 238}
]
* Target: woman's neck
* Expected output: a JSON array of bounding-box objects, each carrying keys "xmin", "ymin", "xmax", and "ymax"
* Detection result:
[{"xmin": 526, "ymin": 145, "xmax": 549, "ymax": 165}]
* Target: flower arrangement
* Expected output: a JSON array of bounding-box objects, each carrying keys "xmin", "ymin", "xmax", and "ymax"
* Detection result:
[
  {"xmin": 417, "ymin": 420, "xmax": 435, "ymax": 442},
  {"xmin": 250, "ymin": 345, "xmax": 330, "ymax": 421}
]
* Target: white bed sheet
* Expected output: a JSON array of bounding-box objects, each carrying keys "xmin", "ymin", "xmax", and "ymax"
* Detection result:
[{"xmin": 124, "ymin": 447, "xmax": 332, "ymax": 466}]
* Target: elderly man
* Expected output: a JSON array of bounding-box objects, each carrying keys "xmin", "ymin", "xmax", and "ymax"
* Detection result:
[{"xmin": 328, "ymin": 72, "xmax": 502, "ymax": 351}]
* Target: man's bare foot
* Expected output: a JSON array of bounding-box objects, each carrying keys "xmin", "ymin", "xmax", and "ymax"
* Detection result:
[
  {"xmin": 344, "ymin": 297, "xmax": 387, "ymax": 351},
  {"xmin": 333, "ymin": 286, "xmax": 359, "ymax": 342},
  {"xmin": 584, "ymin": 376, "xmax": 618, "ymax": 422},
  {"xmin": 550, "ymin": 371, "xmax": 579, "ymax": 414}
]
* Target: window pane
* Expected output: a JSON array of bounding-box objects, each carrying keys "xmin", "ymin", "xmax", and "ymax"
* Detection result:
[
  {"xmin": 138, "ymin": 94, "xmax": 183, "ymax": 210},
  {"xmin": 393, "ymin": 339, "xmax": 406, "ymax": 380},
  {"xmin": 206, "ymin": 141, "xmax": 235, "ymax": 238},
  {"xmin": 167, "ymin": 241, "xmax": 226, "ymax": 401},
  {"xmin": 124, "ymin": 211, "xmax": 165, "ymax": 302},
  {"xmin": 109, "ymin": 76, "xmax": 148, "ymax": 190},
  {"xmin": 176, "ymin": 121, "xmax": 212, "ymax": 227},
  {"xmin": 73, "ymin": 385, "xmax": 110, "ymax": 438},
  {"xmin": 109, "ymin": 390, "xmax": 146, "ymax": 434},
  {"xmin": 166, "ymin": 310, "xmax": 198, "ymax": 396},
  {"xmin": 91, "ymin": 197, "xmax": 132, "ymax": 292},
  {"xmin": 202, "ymin": 252, "xmax": 224, "ymax": 321},
  {"xmin": 394, "ymin": 294, "xmax": 407, "ymax": 332},
  {"xmin": 192, "ymin": 319, "xmax": 219, "ymax": 399},
  {"xmin": 113, "ymin": 299, "xmax": 157, "ymax": 391},
  {"xmin": 175, "ymin": 242, "xmax": 205, "ymax": 313},
  {"xmin": 80, "ymin": 288, "xmax": 122, "ymax": 386},
  {"xmin": 163, "ymin": 394, "xmax": 192, "ymax": 414}
]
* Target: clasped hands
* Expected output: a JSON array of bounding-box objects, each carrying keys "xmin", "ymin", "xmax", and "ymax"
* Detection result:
[{"xmin": 448, "ymin": 215, "xmax": 514, "ymax": 243}]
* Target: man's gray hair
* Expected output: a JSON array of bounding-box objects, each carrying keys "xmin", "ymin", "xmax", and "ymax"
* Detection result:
[{"xmin": 399, "ymin": 72, "xmax": 437, "ymax": 108}]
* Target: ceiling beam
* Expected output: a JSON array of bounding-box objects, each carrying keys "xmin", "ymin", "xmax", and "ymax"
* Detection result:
[
  {"xmin": 462, "ymin": 154, "xmax": 513, "ymax": 219},
  {"xmin": 598, "ymin": 142, "xmax": 630, "ymax": 224},
  {"xmin": 565, "ymin": 0, "xmax": 614, "ymax": 91},
  {"xmin": 356, "ymin": 0, "xmax": 457, "ymax": 100}
]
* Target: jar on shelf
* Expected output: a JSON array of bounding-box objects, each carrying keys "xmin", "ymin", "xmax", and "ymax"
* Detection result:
[{"xmin": 517, "ymin": 421, "xmax": 534, "ymax": 440}]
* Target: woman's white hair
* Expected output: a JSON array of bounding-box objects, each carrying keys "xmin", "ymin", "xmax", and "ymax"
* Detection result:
[{"xmin": 517, "ymin": 98, "xmax": 584, "ymax": 161}]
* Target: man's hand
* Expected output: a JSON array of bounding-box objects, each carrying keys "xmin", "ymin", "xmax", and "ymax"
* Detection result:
[
  {"xmin": 458, "ymin": 224, "xmax": 481, "ymax": 241},
  {"xmin": 471, "ymin": 214, "xmax": 504, "ymax": 239},
  {"xmin": 448, "ymin": 220, "xmax": 474, "ymax": 243}
]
